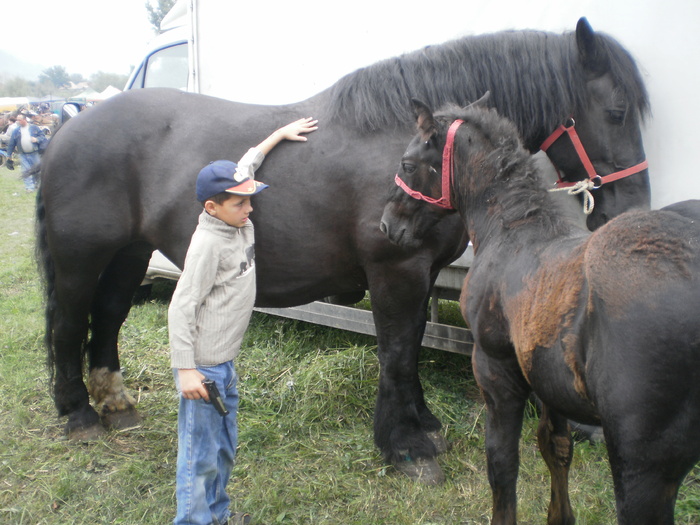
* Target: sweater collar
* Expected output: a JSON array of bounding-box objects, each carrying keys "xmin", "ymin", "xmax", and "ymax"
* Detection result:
[{"xmin": 197, "ymin": 209, "xmax": 248, "ymax": 238}]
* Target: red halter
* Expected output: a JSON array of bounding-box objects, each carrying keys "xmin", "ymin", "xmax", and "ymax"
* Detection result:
[
  {"xmin": 539, "ymin": 117, "xmax": 648, "ymax": 189},
  {"xmin": 394, "ymin": 119, "xmax": 463, "ymax": 210}
]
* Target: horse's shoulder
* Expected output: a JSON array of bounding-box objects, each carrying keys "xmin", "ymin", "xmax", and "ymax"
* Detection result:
[
  {"xmin": 496, "ymin": 243, "xmax": 585, "ymax": 366},
  {"xmin": 461, "ymin": 264, "xmax": 510, "ymax": 344}
]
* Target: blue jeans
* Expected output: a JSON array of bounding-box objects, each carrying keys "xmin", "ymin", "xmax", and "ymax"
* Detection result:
[
  {"xmin": 173, "ymin": 362, "xmax": 239, "ymax": 525},
  {"xmin": 19, "ymin": 151, "xmax": 40, "ymax": 191}
]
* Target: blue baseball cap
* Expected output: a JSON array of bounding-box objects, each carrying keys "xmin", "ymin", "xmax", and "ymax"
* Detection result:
[{"xmin": 196, "ymin": 160, "xmax": 269, "ymax": 201}]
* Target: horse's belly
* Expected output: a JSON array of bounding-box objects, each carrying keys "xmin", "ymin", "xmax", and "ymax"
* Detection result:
[{"xmin": 528, "ymin": 349, "xmax": 600, "ymax": 425}]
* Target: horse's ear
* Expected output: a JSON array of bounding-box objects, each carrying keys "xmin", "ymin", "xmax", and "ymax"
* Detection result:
[
  {"xmin": 410, "ymin": 99, "xmax": 437, "ymax": 141},
  {"xmin": 576, "ymin": 17, "xmax": 609, "ymax": 76},
  {"xmin": 467, "ymin": 91, "xmax": 491, "ymax": 108}
]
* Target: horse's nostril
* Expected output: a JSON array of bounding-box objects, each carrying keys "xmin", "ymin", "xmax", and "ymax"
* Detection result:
[{"xmin": 379, "ymin": 221, "xmax": 387, "ymax": 234}]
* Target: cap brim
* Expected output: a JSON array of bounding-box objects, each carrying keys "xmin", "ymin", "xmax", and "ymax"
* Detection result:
[{"xmin": 225, "ymin": 179, "xmax": 269, "ymax": 196}]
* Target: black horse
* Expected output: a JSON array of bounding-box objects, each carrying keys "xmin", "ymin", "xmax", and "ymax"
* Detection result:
[
  {"xmin": 381, "ymin": 101, "xmax": 700, "ymax": 523},
  {"xmin": 37, "ymin": 18, "xmax": 650, "ymax": 483}
]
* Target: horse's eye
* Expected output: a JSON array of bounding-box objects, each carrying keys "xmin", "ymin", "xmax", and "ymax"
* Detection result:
[
  {"xmin": 607, "ymin": 109, "xmax": 625, "ymax": 125},
  {"xmin": 402, "ymin": 162, "xmax": 416, "ymax": 174}
]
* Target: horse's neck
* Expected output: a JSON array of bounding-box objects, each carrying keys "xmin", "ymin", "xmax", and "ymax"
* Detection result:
[
  {"xmin": 468, "ymin": 205, "xmax": 587, "ymax": 307},
  {"xmin": 463, "ymin": 155, "xmax": 587, "ymax": 258}
]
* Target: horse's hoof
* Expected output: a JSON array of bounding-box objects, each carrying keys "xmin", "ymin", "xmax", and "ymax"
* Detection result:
[
  {"xmin": 393, "ymin": 456, "xmax": 445, "ymax": 485},
  {"xmin": 67, "ymin": 423, "xmax": 106, "ymax": 441},
  {"xmin": 101, "ymin": 407, "xmax": 143, "ymax": 430},
  {"xmin": 426, "ymin": 430, "xmax": 450, "ymax": 454}
]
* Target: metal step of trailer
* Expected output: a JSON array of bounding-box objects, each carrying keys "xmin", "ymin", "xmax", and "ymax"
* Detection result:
[{"xmin": 254, "ymin": 301, "xmax": 473, "ymax": 355}]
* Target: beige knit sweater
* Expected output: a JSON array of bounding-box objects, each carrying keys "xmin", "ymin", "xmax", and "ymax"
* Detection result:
[{"xmin": 168, "ymin": 148, "xmax": 264, "ymax": 369}]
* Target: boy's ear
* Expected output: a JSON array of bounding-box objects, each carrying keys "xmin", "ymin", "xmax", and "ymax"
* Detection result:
[{"xmin": 204, "ymin": 199, "xmax": 217, "ymax": 215}]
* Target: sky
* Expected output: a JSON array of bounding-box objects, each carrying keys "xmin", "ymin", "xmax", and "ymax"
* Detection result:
[{"xmin": 1, "ymin": 0, "xmax": 156, "ymax": 78}]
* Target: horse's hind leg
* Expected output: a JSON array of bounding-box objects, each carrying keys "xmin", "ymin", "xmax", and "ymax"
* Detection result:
[
  {"xmin": 51, "ymin": 266, "xmax": 104, "ymax": 439},
  {"xmin": 537, "ymin": 405, "xmax": 575, "ymax": 525},
  {"xmin": 86, "ymin": 242, "xmax": 152, "ymax": 429},
  {"xmin": 605, "ymin": 426, "xmax": 699, "ymax": 525}
]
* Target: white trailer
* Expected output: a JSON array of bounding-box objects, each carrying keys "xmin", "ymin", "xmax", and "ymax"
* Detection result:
[{"xmin": 125, "ymin": 0, "xmax": 699, "ymax": 354}]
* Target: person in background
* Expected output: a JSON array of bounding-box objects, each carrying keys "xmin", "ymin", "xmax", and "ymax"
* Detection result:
[
  {"xmin": 0, "ymin": 116, "xmax": 17, "ymax": 165},
  {"xmin": 1, "ymin": 115, "xmax": 17, "ymax": 137},
  {"xmin": 5, "ymin": 113, "xmax": 47, "ymax": 191}
]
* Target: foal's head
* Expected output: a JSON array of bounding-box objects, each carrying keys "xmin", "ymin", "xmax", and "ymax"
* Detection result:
[{"xmin": 381, "ymin": 98, "xmax": 532, "ymax": 248}]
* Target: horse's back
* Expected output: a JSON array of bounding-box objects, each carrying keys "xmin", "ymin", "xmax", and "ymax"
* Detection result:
[
  {"xmin": 585, "ymin": 205, "xmax": 700, "ymax": 299},
  {"xmin": 39, "ymin": 89, "xmax": 298, "ymax": 258},
  {"xmin": 37, "ymin": 87, "xmax": 462, "ymax": 299},
  {"xmin": 42, "ymin": 89, "xmax": 247, "ymax": 181}
]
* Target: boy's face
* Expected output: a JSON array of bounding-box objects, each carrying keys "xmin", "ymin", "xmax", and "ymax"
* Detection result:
[{"xmin": 204, "ymin": 194, "xmax": 253, "ymax": 228}]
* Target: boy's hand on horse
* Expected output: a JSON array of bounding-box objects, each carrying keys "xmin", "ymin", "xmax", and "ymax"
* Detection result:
[
  {"xmin": 277, "ymin": 117, "xmax": 318, "ymax": 142},
  {"xmin": 178, "ymin": 368, "xmax": 209, "ymax": 401},
  {"xmin": 255, "ymin": 117, "xmax": 318, "ymax": 155}
]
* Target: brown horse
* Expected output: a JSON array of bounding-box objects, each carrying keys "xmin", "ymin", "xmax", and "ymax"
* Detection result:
[{"xmin": 381, "ymin": 101, "xmax": 700, "ymax": 523}]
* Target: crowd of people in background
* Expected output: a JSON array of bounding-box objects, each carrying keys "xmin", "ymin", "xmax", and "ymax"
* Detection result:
[{"xmin": 0, "ymin": 107, "xmax": 52, "ymax": 192}]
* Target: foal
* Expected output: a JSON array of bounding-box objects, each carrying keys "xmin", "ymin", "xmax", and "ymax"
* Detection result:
[{"xmin": 381, "ymin": 101, "xmax": 700, "ymax": 524}]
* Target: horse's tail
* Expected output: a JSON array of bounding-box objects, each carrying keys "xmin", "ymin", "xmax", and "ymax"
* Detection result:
[
  {"xmin": 35, "ymin": 186, "xmax": 57, "ymax": 396},
  {"xmin": 36, "ymin": 161, "xmax": 89, "ymax": 405},
  {"xmin": 34, "ymin": 186, "xmax": 86, "ymax": 400}
]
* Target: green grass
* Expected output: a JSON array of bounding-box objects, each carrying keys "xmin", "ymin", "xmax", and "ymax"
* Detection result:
[{"xmin": 0, "ymin": 164, "xmax": 698, "ymax": 524}]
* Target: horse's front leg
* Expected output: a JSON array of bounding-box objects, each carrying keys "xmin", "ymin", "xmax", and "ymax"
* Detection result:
[
  {"xmin": 368, "ymin": 267, "xmax": 446, "ymax": 484},
  {"xmin": 87, "ymin": 243, "xmax": 152, "ymax": 429},
  {"xmin": 473, "ymin": 346, "xmax": 530, "ymax": 525},
  {"xmin": 537, "ymin": 404, "xmax": 575, "ymax": 525}
]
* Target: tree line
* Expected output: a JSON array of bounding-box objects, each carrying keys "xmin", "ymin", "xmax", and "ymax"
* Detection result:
[{"xmin": 0, "ymin": 67, "xmax": 131, "ymax": 98}]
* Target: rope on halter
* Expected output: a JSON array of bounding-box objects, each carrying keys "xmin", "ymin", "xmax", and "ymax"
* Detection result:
[{"xmin": 548, "ymin": 179, "xmax": 596, "ymax": 215}]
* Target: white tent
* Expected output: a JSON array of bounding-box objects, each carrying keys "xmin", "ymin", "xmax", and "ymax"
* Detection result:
[
  {"xmin": 0, "ymin": 97, "xmax": 31, "ymax": 112},
  {"xmin": 97, "ymin": 85, "xmax": 121, "ymax": 100},
  {"xmin": 73, "ymin": 88, "xmax": 100, "ymax": 101}
]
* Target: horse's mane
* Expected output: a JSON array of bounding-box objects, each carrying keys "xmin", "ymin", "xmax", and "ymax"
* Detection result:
[
  {"xmin": 437, "ymin": 103, "xmax": 573, "ymax": 237},
  {"xmin": 328, "ymin": 28, "xmax": 649, "ymax": 148}
]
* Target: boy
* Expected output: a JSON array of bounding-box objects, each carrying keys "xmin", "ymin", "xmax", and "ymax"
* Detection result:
[{"xmin": 169, "ymin": 117, "xmax": 318, "ymax": 525}]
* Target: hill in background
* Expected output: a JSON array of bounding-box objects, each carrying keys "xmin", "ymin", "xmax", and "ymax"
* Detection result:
[{"xmin": 0, "ymin": 50, "xmax": 45, "ymax": 80}]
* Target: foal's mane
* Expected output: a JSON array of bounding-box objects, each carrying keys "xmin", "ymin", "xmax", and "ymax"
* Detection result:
[
  {"xmin": 438, "ymin": 104, "xmax": 573, "ymax": 236},
  {"xmin": 328, "ymin": 28, "xmax": 649, "ymax": 147}
]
